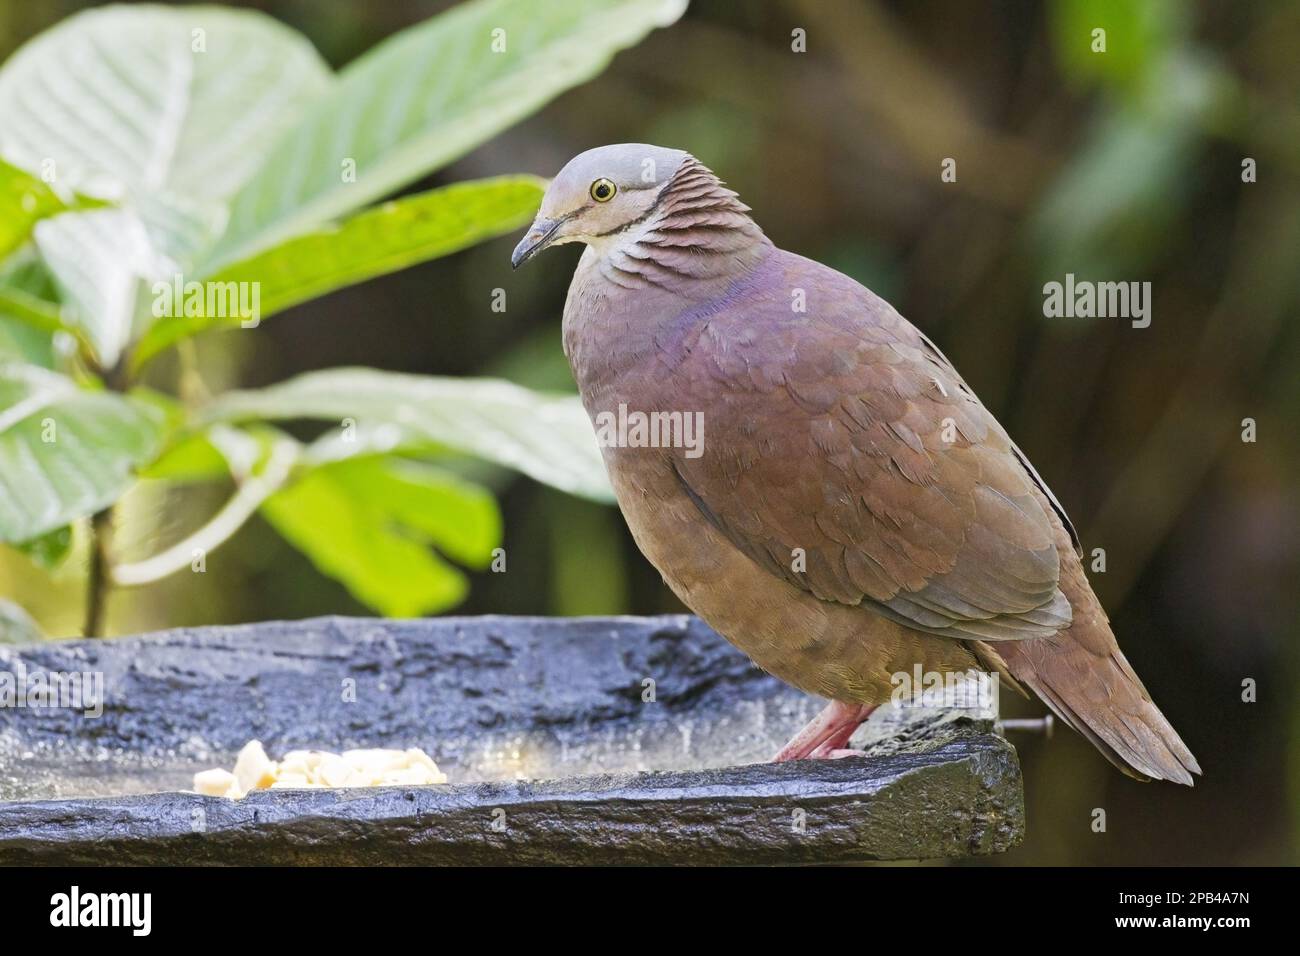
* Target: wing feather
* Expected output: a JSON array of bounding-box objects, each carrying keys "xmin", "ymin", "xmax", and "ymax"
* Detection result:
[{"xmin": 670, "ymin": 251, "xmax": 1074, "ymax": 642}]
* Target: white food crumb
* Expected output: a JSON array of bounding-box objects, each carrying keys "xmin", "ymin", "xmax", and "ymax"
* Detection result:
[{"xmin": 194, "ymin": 740, "xmax": 447, "ymax": 798}]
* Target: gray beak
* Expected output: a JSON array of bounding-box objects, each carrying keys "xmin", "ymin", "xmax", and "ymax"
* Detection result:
[{"xmin": 511, "ymin": 216, "xmax": 562, "ymax": 269}]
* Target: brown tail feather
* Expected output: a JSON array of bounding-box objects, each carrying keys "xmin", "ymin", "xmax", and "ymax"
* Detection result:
[
  {"xmin": 998, "ymin": 635, "xmax": 1201, "ymax": 784},
  {"xmin": 993, "ymin": 496, "xmax": 1202, "ymax": 785}
]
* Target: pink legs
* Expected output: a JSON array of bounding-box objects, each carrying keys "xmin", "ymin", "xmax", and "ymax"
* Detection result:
[{"xmin": 772, "ymin": 700, "xmax": 878, "ymax": 762}]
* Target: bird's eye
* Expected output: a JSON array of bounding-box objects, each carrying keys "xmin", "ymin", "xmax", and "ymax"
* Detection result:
[{"xmin": 590, "ymin": 178, "xmax": 616, "ymax": 202}]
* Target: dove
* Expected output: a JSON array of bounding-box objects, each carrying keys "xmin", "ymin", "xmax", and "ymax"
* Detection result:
[{"xmin": 512, "ymin": 144, "xmax": 1200, "ymax": 784}]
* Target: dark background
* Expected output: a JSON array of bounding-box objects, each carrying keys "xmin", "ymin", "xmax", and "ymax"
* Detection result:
[{"xmin": 1, "ymin": 0, "xmax": 1296, "ymax": 865}]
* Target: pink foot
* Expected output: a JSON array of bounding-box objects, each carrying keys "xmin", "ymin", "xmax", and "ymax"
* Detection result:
[{"xmin": 773, "ymin": 701, "xmax": 877, "ymax": 762}]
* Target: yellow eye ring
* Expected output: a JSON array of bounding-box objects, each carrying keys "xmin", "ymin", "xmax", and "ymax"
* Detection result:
[{"xmin": 590, "ymin": 178, "xmax": 616, "ymax": 202}]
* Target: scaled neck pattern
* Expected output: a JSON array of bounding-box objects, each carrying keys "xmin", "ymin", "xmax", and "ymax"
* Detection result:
[{"xmin": 596, "ymin": 158, "xmax": 770, "ymax": 292}]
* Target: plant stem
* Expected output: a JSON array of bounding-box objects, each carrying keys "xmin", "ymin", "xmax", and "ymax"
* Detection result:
[
  {"xmin": 82, "ymin": 358, "xmax": 130, "ymax": 638},
  {"xmin": 84, "ymin": 506, "xmax": 114, "ymax": 637}
]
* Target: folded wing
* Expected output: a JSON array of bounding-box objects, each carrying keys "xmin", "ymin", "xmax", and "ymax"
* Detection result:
[{"xmin": 672, "ymin": 262, "xmax": 1073, "ymax": 643}]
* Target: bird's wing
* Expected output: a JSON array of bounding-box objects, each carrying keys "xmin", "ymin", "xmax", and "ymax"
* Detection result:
[
  {"xmin": 670, "ymin": 259, "xmax": 1072, "ymax": 642},
  {"xmin": 913, "ymin": 328, "xmax": 1082, "ymax": 558}
]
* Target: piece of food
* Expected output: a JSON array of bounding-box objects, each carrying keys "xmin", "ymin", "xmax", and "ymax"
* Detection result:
[
  {"xmin": 193, "ymin": 741, "xmax": 447, "ymax": 798},
  {"xmin": 232, "ymin": 740, "xmax": 276, "ymax": 793},
  {"xmin": 193, "ymin": 768, "xmax": 239, "ymax": 798}
]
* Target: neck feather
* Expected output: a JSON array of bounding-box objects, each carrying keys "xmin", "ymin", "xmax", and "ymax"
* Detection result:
[{"xmin": 598, "ymin": 158, "xmax": 768, "ymax": 290}]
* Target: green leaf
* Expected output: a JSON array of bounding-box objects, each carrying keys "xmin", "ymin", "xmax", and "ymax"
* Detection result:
[
  {"xmin": 0, "ymin": 158, "xmax": 104, "ymax": 260},
  {"xmin": 0, "ymin": 286, "xmax": 63, "ymax": 336},
  {"xmin": 0, "ymin": 5, "xmax": 335, "ymax": 364},
  {"xmin": 228, "ymin": 175, "xmax": 545, "ymax": 316},
  {"xmin": 0, "ymin": 5, "xmax": 332, "ymax": 206},
  {"xmin": 0, "ymin": 251, "xmax": 66, "ymax": 366},
  {"xmin": 133, "ymin": 176, "xmax": 545, "ymax": 368},
  {"xmin": 0, "ymin": 363, "xmax": 166, "ymax": 542},
  {"xmin": 33, "ymin": 208, "xmax": 164, "ymax": 367},
  {"xmin": 13, "ymin": 523, "xmax": 73, "ymax": 570},
  {"xmin": 202, "ymin": 367, "xmax": 613, "ymax": 501},
  {"xmin": 1049, "ymin": 0, "xmax": 1184, "ymax": 95},
  {"xmin": 0, "ymin": 599, "xmax": 42, "ymax": 644},
  {"xmin": 0, "ymin": 307, "xmax": 56, "ymax": 366},
  {"xmin": 301, "ymin": 420, "xmax": 438, "ymax": 467},
  {"xmin": 139, "ymin": 431, "xmax": 229, "ymax": 482},
  {"xmin": 203, "ymin": 0, "xmax": 688, "ymax": 269},
  {"xmin": 140, "ymin": 421, "xmax": 279, "ymax": 484},
  {"xmin": 261, "ymin": 456, "xmax": 501, "ymax": 616}
]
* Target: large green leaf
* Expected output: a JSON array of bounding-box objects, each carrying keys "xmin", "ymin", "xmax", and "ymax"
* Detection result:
[
  {"xmin": 226, "ymin": 174, "xmax": 540, "ymax": 315},
  {"xmin": 0, "ymin": 363, "xmax": 166, "ymax": 541},
  {"xmin": 203, "ymin": 0, "xmax": 688, "ymax": 269},
  {"xmin": 262, "ymin": 456, "xmax": 500, "ymax": 616},
  {"xmin": 0, "ymin": 5, "xmax": 334, "ymax": 364},
  {"xmin": 202, "ymin": 368, "xmax": 612, "ymax": 501},
  {"xmin": 133, "ymin": 175, "xmax": 545, "ymax": 369},
  {"xmin": 0, "ymin": 5, "xmax": 331, "ymax": 206}
]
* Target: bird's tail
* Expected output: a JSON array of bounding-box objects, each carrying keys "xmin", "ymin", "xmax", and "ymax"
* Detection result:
[
  {"xmin": 996, "ymin": 632, "xmax": 1201, "ymax": 784},
  {"xmin": 989, "ymin": 509, "xmax": 1201, "ymax": 784}
]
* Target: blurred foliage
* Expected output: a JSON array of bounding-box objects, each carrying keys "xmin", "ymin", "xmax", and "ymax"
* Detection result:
[
  {"xmin": 1048, "ymin": 0, "xmax": 1185, "ymax": 93},
  {"xmin": 263, "ymin": 456, "xmax": 500, "ymax": 616},
  {"xmin": 0, "ymin": 0, "xmax": 1295, "ymax": 865},
  {"xmin": 1034, "ymin": 0, "xmax": 1235, "ymax": 280},
  {"xmin": 0, "ymin": 0, "xmax": 683, "ymax": 627},
  {"xmin": 133, "ymin": 176, "xmax": 550, "ymax": 367},
  {"xmin": 0, "ymin": 158, "xmax": 106, "ymax": 260},
  {"xmin": 0, "ymin": 597, "xmax": 40, "ymax": 643}
]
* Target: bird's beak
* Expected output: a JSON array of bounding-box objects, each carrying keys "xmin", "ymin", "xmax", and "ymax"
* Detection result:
[{"xmin": 511, "ymin": 216, "xmax": 563, "ymax": 270}]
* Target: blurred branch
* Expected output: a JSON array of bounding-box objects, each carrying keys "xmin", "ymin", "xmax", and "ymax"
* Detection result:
[
  {"xmin": 83, "ymin": 508, "xmax": 112, "ymax": 637},
  {"xmin": 788, "ymin": 0, "xmax": 1057, "ymax": 207}
]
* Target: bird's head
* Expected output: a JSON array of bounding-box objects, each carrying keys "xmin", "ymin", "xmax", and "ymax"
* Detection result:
[{"xmin": 511, "ymin": 143, "xmax": 690, "ymax": 269}]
